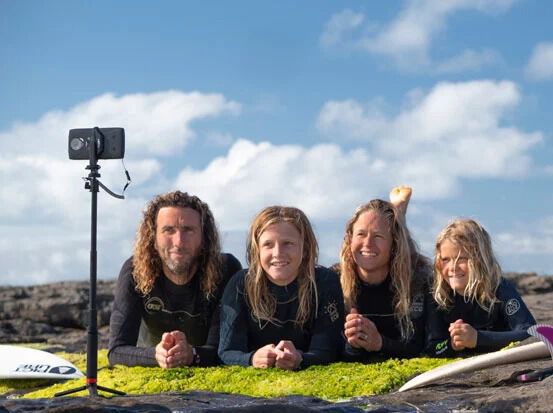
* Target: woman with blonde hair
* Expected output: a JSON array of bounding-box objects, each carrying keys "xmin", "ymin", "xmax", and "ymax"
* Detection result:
[
  {"xmin": 218, "ymin": 206, "xmax": 344, "ymax": 370},
  {"xmin": 425, "ymin": 218, "xmax": 535, "ymax": 357},
  {"xmin": 339, "ymin": 187, "xmax": 431, "ymax": 360}
]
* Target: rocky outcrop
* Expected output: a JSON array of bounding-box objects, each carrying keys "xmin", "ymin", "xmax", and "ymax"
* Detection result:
[
  {"xmin": 1, "ymin": 273, "xmax": 552, "ymax": 412},
  {"xmin": 0, "ymin": 280, "xmax": 115, "ymax": 351}
]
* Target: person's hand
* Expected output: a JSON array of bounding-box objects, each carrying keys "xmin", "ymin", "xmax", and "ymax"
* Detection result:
[
  {"xmin": 389, "ymin": 185, "xmax": 412, "ymax": 218},
  {"xmin": 344, "ymin": 308, "xmax": 383, "ymax": 352},
  {"xmin": 252, "ymin": 344, "xmax": 277, "ymax": 368},
  {"xmin": 155, "ymin": 331, "xmax": 193, "ymax": 368},
  {"xmin": 274, "ymin": 340, "xmax": 302, "ymax": 370},
  {"xmin": 449, "ymin": 319, "xmax": 477, "ymax": 351}
]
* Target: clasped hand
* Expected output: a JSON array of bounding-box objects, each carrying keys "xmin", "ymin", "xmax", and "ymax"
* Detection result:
[
  {"xmin": 252, "ymin": 340, "xmax": 302, "ymax": 370},
  {"xmin": 344, "ymin": 308, "xmax": 383, "ymax": 352},
  {"xmin": 449, "ymin": 319, "xmax": 477, "ymax": 351},
  {"xmin": 155, "ymin": 330, "xmax": 194, "ymax": 368}
]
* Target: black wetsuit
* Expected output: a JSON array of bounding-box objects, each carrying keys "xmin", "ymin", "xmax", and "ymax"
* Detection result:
[
  {"xmin": 425, "ymin": 278, "xmax": 536, "ymax": 357},
  {"xmin": 343, "ymin": 263, "xmax": 431, "ymax": 361},
  {"xmin": 108, "ymin": 253, "xmax": 242, "ymax": 367},
  {"xmin": 218, "ymin": 266, "xmax": 345, "ymax": 368}
]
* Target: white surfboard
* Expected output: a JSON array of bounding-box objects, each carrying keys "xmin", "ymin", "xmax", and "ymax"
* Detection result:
[
  {"xmin": 0, "ymin": 345, "xmax": 84, "ymax": 380},
  {"xmin": 398, "ymin": 341, "xmax": 550, "ymax": 392}
]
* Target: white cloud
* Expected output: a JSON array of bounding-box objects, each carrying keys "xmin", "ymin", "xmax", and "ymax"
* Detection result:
[
  {"xmin": 0, "ymin": 90, "xmax": 241, "ymax": 285},
  {"xmin": 496, "ymin": 216, "xmax": 553, "ymax": 254},
  {"xmin": 0, "ymin": 81, "xmax": 545, "ymax": 284},
  {"xmin": 319, "ymin": 9, "xmax": 365, "ymax": 49},
  {"xmin": 525, "ymin": 42, "xmax": 553, "ymax": 81},
  {"xmin": 175, "ymin": 139, "xmax": 390, "ymax": 231},
  {"xmin": 317, "ymin": 80, "xmax": 541, "ymax": 197},
  {"xmin": 1, "ymin": 90, "xmax": 241, "ymax": 159},
  {"xmin": 434, "ymin": 49, "xmax": 500, "ymax": 74},
  {"xmin": 321, "ymin": 1, "xmax": 514, "ymax": 71}
]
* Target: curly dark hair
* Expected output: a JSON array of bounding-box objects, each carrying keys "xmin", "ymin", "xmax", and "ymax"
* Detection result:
[{"xmin": 133, "ymin": 191, "xmax": 222, "ymax": 297}]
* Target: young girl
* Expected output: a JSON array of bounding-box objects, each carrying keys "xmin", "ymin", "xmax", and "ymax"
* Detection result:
[
  {"xmin": 426, "ymin": 218, "xmax": 536, "ymax": 357},
  {"xmin": 340, "ymin": 187, "xmax": 432, "ymax": 361},
  {"xmin": 218, "ymin": 206, "xmax": 344, "ymax": 370}
]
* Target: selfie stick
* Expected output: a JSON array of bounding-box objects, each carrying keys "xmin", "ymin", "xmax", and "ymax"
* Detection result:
[{"xmin": 55, "ymin": 128, "xmax": 125, "ymax": 397}]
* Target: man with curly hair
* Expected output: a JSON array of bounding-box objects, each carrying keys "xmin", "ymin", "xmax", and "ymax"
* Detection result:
[{"xmin": 108, "ymin": 191, "xmax": 242, "ymax": 368}]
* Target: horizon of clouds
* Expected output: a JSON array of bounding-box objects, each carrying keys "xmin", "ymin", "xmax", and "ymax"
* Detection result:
[
  {"xmin": 0, "ymin": 78, "xmax": 550, "ymax": 285},
  {"xmin": 319, "ymin": 0, "xmax": 516, "ymax": 73}
]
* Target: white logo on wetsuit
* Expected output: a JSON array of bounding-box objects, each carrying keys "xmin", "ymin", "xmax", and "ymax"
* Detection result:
[
  {"xmin": 505, "ymin": 298, "xmax": 520, "ymax": 316},
  {"xmin": 145, "ymin": 297, "xmax": 165, "ymax": 313},
  {"xmin": 324, "ymin": 301, "xmax": 340, "ymax": 323},
  {"xmin": 410, "ymin": 294, "xmax": 424, "ymax": 315}
]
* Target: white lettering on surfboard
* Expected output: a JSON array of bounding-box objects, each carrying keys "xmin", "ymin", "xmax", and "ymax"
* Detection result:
[{"xmin": 14, "ymin": 364, "xmax": 77, "ymax": 375}]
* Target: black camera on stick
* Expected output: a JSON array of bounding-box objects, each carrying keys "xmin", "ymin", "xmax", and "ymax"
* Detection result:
[{"xmin": 68, "ymin": 127, "xmax": 125, "ymax": 160}]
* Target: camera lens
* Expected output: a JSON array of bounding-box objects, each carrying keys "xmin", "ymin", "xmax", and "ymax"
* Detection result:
[{"xmin": 70, "ymin": 137, "xmax": 85, "ymax": 151}]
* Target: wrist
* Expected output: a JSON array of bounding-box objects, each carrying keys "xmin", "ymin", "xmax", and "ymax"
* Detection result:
[
  {"xmin": 191, "ymin": 346, "xmax": 200, "ymax": 366},
  {"xmin": 295, "ymin": 350, "xmax": 303, "ymax": 370}
]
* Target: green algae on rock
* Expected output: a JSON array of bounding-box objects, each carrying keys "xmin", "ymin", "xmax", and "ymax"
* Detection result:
[{"xmin": 1, "ymin": 350, "xmax": 455, "ymax": 401}]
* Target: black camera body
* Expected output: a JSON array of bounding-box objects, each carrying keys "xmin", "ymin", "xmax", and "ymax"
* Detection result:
[{"xmin": 68, "ymin": 127, "xmax": 125, "ymax": 160}]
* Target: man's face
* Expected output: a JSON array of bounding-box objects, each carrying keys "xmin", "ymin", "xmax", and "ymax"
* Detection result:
[{"xmin": 154, "ymin": 206, "xmax": 202, "ymax": 281}]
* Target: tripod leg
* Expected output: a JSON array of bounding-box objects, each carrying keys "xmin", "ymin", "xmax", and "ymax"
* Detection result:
[
  {"xmin": 97, "ymin": 385, "xmax": 126, "ymax": 396},
  {"xmin": 54, "ymin": 385, "xmax": 88, "ymax": 397}
]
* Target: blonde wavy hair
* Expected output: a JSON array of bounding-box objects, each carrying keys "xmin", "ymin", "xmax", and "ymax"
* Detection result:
[
  {"xmin": 132, "ymin": 191, "xmax": 222, "ymax": 297},
  {"xmin": 433, "ymin": 218, "xmax": 501, "ymax": 312},
  {"xmin": 339, "ymin": 199, "xmax": 422, "ymax": 341},
  {"xmin": 245, "ymin": 206, "xmax": 318, "ymax": 327}
]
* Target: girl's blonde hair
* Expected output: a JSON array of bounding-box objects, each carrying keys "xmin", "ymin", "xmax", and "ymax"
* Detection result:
[
  {"xmin": 245, "ymin": 206, "xmax": 318, "ymax": 327},
  {"xmin": 339, "ymin": 199, "xmax": 425, "ymax": 341},
  {"xmin": 433, "ymin": 218, "xmax": 501, "ymax": 312}
]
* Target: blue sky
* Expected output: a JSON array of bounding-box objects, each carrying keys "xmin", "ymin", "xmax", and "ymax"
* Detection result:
[{"xmin": 1, "ymin": 0, "xmax": 553, "ymax": 285}]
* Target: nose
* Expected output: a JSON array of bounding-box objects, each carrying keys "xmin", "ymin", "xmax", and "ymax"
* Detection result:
[
  {"xmin": 363, "ymin": 234, "xmax": 375, "ymax": 248},
  {"xmin": 446, "ymin": 260, "xmax": 459, "ymax": 275},
  {"xmin": 172, "ymin": 230, "xmax": 187, "ymax": 247},
  {"xmin": 272, "ymin": 242, "xmax": 282, "ymax": 257}
]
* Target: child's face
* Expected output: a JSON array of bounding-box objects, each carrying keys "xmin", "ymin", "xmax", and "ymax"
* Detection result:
[
  {"xmin": 258, "ymin": 221, "xmax": 303, "ymax": 286},
  {"xmin": 438, "ymin": 239, "xmax": 470, "ymax": 294}
]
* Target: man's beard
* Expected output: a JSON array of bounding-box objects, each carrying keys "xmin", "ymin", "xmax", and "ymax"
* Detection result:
[
  {"xmin": 163, "ymin": 250, "xmax": 200, "ymax": 279},
  {"xmin": 165, "ymin": 257, "xmax": 198, "ymax": 277}
]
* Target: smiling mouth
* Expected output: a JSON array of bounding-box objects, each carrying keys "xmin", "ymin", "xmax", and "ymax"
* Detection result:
[
  {"xmin": 270, "ymin": 261, "xmax": 289, "ymax": 268},
  {"xmin": 359, "ymin": 251, "xmax": 377, "ymax": 257}
]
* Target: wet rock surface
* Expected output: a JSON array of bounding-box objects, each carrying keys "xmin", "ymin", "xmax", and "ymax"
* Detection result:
[{"xmin": 1, "ymin": 273, "xmax": 552, "ymax": 412}]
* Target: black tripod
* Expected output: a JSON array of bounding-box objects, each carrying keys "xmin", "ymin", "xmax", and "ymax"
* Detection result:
[{"xmin": 56, "ymin": 128, "xmax": 125, "ymax": 397}]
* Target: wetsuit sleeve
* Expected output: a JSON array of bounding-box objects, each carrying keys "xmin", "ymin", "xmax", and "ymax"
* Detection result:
[
  {"xmin": 301, "ymin": 268, "xmax": 345, "ymax": 367},
  {"xmin": 108, "ymin": 258, "xmax": 158, "ymax": 367},
  {"xmin": 218, "ymin": 271, "xmax": 254, "ymax": 366},
  {"xmin": 194, "ymin": 254, "xmax": 243, "ymax": 366},
  {"xmin": 476, "ymin": 279, "xmax": 536, "ymax": 351},
  {"xmin": 424, "ymin": 297, "xmax": 457, "ymax": 357}
]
